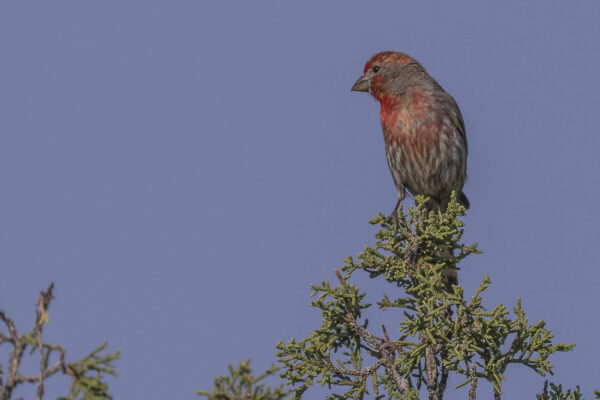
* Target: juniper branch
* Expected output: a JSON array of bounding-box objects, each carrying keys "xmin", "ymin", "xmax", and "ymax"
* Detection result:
[
  {"xmin": 0, "ymin": 284, "xmax": 118, "ymax": 400},
  {"xmin": 276, "ymin": 195, "xmax": 578, "ymax": 399}
]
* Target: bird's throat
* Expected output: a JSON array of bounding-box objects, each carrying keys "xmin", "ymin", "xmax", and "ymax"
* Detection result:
[{"xmin": 379, "ymin": 95, "xmax": 403, "ymax": 140}]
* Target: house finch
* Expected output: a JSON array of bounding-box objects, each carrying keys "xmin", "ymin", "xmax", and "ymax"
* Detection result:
[
  {"xmin": 352, "ymin": 51, "xmax": 469, "ymax": 286},
  {"xmin": 352, "ymin": 51, "xmax": 469, "ymax": 214}
]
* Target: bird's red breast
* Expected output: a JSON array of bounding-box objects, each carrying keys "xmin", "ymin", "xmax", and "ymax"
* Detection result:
[{"xmin": 380, "ymin": 87, "xmax": 440, "ymax": 150}]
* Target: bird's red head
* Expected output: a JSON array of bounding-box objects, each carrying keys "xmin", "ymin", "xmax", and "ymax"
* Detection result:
[
  {"xmin": 352, "ymin": 51, "xmax": 418, "ymax": 99},
  {"xmin": 362, "ymin": 51, "xmax": 413, "ymax": 74}
]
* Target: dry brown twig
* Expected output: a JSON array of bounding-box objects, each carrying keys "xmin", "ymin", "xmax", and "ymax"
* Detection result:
[
  {"xmin": 0, "ymin": 283, "xmax": 82, "ymax": 400},
  {"xmin": 344, "ymin": 314, "xmax": 410, "ymax": 396}
]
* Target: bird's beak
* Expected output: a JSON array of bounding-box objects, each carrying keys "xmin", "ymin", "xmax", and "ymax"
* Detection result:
[{"xmin": 351, "ymin": 75, "xmax": 370, "ymax": 92}]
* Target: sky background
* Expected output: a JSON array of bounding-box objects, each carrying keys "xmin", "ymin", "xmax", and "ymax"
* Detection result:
[{"xmin": 1, "ymin": 1, "xmax": 599, "ymax": 399}]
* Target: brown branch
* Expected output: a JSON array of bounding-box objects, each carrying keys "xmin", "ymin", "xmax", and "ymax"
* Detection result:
[
  {"xmin": 35, "ymin": 327, "xmax": 44, "ymax": 400},
  {"xmin": 469, "ymin": 365, "xmax": 478, "ymax": 400},
  {"xmin": 14, "ymin": 361, "xmax": 66, "ymax": 384},
  {"xmin": 382, "ymin": 355, "xmax": 409, "ymax": 396},
  {"xmin": 381, "ymin": 324, "xmax": 404, "ymax": 356},
  {"xmin": 536, "ymin": 380, "xmax": 548, "ymax": 400},
  {"xmin": 382, "ymin": 324, "xmax": 391, "ymax": 342},
  {"xmin": 1, "ymin": 310, "xmax": 25, "ymax": 400},
  {"xmin": 420, "ymin": 310, "xmax": 453, "ymax": 400},
  {"xmin": 424, "ymin": 344, "xmax": 439, "ymax": 400},
  {"xmin": 0, "ymin": 333, "xmax": 12, "ymax": 345},
  {"xmin": 0, "ymin": 283, "xmax": 59, "ymax": 400},
  {"xmin": 331, "ymin": 359, "xmax": 385, "ymax": 377},
  {"xmin": 345, "ymin": 314, "xmax": 410, "ymax": 396},
  {"xmin": 438, "ymin": 346, "xmax": 449, "ymax": 398},
  {"xmin": 346, "ymin": 314, "xmax": 384, "ymax": 350},
  {"xmin": 34, "ymin": 282, "xmax": 54, "ymax": 400}
]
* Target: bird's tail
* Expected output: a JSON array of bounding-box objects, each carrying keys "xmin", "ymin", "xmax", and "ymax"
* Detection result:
[
  {"xmin": 439, "ymin": 245, "xmax": 458, "ymax": 292},
  {"xmin": 426, "ymin": 191, "xmax": 469, "ymax": 214},
  {"xmin": 425, "ymin": 194, "xmax": 465, "ymax": 291},
  {"xmin": 458, "ymin": 191, "xmax": 470, "ymax": 210}
]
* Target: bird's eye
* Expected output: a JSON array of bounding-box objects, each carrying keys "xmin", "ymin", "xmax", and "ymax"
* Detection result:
[{"xmin": 372, "ymin": 65, "xmax": 381, "ymax": 73}]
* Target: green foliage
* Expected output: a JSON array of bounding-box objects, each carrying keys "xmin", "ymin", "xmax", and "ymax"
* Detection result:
[
  {"xmin": 537, "ymin": 381, "xmax": 600, "ymax": 400},
  {"xmin": 196, "ymin": 360, "xmax": 290, "ymax": 400},
  {"xmin": 20, "ymin": 336, "xmax": 119, "ymax": 400},
  {"xmin": 58, "ymin": 343, "xmax": 120, "ymax": 400},
  {"xmin": 0, "ymin": 284, "xmax": 119, "ymax": 400},
  {"xmin": 275, "ymin": 194, "xmax": 575, "ymax": 399}
]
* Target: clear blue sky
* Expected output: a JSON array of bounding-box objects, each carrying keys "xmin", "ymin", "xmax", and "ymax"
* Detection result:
[{"xmin": 1, "ymin": 2, "xmax": 599, "ymax": 399}]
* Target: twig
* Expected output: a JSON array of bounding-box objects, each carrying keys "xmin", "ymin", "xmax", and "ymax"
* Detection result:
[
  {"xmin": 438, "ymin": 346, "xmax": 449, "ymax": 398},
  {"xmin": 331, "ymin": 359, "xmax": 385, "ymax": 377},
  {"xmin": 372, "ymin": 370, "xmax": 379, "ymax": 398},
  {"xmin": 0, "ymin": 284, "xmax": 60, "ymax": 400},
  {"xmin": 34, "ymin": 283, "xmax": 54, "ymax": 400},
  {"xmin": 536, "ymin": 380, "xmax": 548, "ymax": 400},
  {"xmin": 0, "ymin": 333, "xmax": 12, "ymax": 345},
  {"xmin": 0, "ymin": 310, "xmax": 25, "ymax": 400},
  {"xmin": 0, "ymin": 364, "xmax": 3, "ymax": 399},
  {"xmin": 14, "ymin": 362, "xmax": 66, "ymax": 384},
  {"xmin": 346, "ymin": 315, "xmax": 384, "ymax": 350},
  {"xmin": 346, "ymin": 314, "xmax": 410, "ymax": 395},
  {"xmin": 382, "ymin": 324, "xmax": 404, "ymax": 355}
]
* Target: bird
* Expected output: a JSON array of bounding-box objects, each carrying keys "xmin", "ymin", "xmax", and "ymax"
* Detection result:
[{"xmin": 351, "ymin": 51, "xmax": 469, "ymax": 287}]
